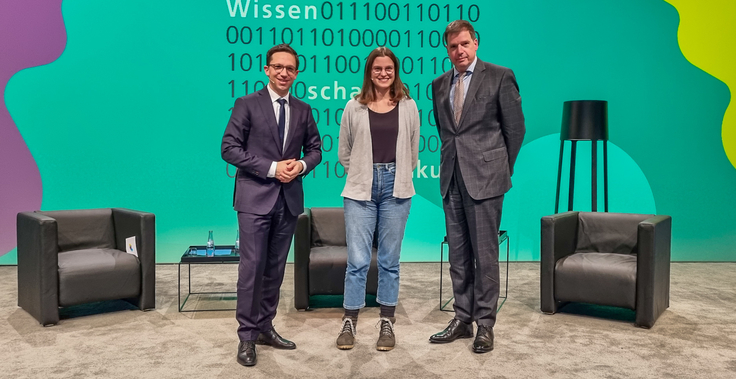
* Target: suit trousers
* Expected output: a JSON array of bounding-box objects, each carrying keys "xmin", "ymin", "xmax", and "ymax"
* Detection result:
[
  {"xmin": 443, "ymin": 168, "xmax": 503, "ymax": 327},
  {"xmin": 236, "ymin": 191, "xmax": 297, "ymax": 341}
]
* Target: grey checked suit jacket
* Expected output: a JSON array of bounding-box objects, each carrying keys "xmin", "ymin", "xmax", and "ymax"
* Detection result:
[{"xmin": 432, "ymin": 59, "xmax": 525, "ymax": 200}]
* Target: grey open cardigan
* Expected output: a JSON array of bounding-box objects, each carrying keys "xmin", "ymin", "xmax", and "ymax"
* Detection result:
[{"xmin": 338, "ymin": 97, "xmax": 420, "ymax": 201}]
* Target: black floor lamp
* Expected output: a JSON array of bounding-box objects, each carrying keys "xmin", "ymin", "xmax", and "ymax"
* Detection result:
[{"xmin": 554, "ymin": 100, "xmax": 609, "ymax": 213}]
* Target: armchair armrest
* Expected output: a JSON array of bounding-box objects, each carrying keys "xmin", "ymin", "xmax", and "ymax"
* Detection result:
[
  {"xmin": 635, "ymin": 215, "xmax": 672, "ymax": 328},
  {"xmin": 293, "ymin": 208, "xmax": 312, "ymax": 310},
  {"xmin": 540, "ymin": 211, "xmax": 579, "ymax": 313},
  {"xmin": 17, "ymin": 211, "xmax": 60, "ymax": 325},
  {"xmin": 112, "ymin": 208, "xmax": 156, "ymax": 310}
]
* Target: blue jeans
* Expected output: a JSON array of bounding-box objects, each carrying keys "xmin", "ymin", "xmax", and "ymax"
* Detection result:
[{"xmin": 343, "ymin": 163, "xmax": 411, "ymax": 309}]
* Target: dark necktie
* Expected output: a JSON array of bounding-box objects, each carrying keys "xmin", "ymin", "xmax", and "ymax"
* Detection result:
[{"xmin": 277, "ymin": 98, "xmax": 286, "ymax": 147}]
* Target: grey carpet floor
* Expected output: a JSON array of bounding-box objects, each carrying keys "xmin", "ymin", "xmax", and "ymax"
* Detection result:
[{"xmin": 1, "ymin": 262, "xmax": 735, "ymax": 378}]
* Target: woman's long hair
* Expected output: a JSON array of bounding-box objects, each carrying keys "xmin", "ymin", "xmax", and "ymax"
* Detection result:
[{"xmin": 355, "ymin": 47, "xmax": 411, "ymax": 105}]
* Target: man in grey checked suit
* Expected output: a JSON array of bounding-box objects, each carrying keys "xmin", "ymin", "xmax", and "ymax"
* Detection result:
[{"xmin": 428, "ymin": 20, "xmax": 525, "ymax": 353}]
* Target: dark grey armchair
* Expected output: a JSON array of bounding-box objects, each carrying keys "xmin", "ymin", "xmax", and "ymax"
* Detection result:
[
  {"xmin": 293, "ymin": 207, "xmax": 378, "ymax": 310},
  {"xmin": 17, "ymin": 208, "xmax": 155, "ymax": 325},
  {"xmin": 541, "ymin": 211, "xmax": 671, "ymax": 328}
]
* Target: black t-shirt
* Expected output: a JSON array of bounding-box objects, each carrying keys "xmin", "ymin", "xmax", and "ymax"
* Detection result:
[{"xmin": 368, "ymin": 106, "xmax": 399, "ymax": 163}]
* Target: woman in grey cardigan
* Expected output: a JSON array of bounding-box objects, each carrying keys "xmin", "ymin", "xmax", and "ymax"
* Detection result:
[{"xmin": 336, "ymin": 47, "xmax": 420, "ymax": 351}]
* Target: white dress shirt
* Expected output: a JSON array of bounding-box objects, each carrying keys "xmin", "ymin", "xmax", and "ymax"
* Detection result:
[{"xmin": 265, "ymin": 85, "xmax": 307, "ymax": 177}]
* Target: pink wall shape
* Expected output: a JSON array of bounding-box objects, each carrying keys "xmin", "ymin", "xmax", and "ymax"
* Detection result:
[{"xmin": 0, "ymin": 1, "xmax": 66, "ymax": 256}]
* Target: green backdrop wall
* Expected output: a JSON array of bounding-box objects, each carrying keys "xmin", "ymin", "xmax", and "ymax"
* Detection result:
[{"xmin": 1, "ymin": 0, "xmax": 734, "ymax": 264}]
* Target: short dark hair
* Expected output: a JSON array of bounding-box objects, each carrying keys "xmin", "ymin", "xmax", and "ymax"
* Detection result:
[
  {"xmin": 266, "ymin": 44, "xmax": 299, "ymax": 69},
  {"xmin": 443, "ymin": 20, "xmax": 476, "ymax": 44}
]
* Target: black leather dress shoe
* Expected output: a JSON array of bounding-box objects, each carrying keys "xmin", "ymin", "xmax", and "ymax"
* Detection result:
[
  {"xmin": 255, "ymin": 328, "xmax": 297, "ymax": 350},
  {"xmin": 429, "ymin": 319, "xmax": 473, "ymax": 343},
  {"xmin": 237, "ymin": 341, "xmax": 257, "ymax": 367},
  {"xmin": 472, "ymin": 325, "xmax": 494, "ymax": 353}
]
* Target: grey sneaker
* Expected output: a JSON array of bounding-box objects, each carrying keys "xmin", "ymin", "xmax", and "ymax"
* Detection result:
[
  {"xmin": 376, "ymin": 317, "xmax": 396, "ymax": 351},
  {"xmin": 336, "ymin": 317, "xmax": 356, "ymax": 350}
]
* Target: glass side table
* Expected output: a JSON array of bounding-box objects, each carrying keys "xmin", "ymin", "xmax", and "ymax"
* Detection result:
[{"xmin": 178, "ymin": 245, "xmax": 239, "ymax": 312}]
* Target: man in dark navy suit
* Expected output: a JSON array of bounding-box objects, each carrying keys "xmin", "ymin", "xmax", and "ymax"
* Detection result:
[{"xmin": 221, "ymin": 44, "xmax": 322, "ymax": 367}]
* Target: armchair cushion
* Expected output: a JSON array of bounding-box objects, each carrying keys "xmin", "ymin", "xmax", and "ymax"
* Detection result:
[
  {"xmin": 43, "ymin": 209, "xmax": 116, "ymax": 252},
  {"xmin": 310, "ymin": 208, "xmax": 347, "ymax": 246},
  {"xmin": 576, "ymin": 212, "xmax": 653, "ymax": 255},
  {"xmin": 555, "ymin": 252, "xmax": 637, "ymax": 309},
  {"xmin": 308, "ymin": 245, "xmax": 378, "ymax": 295},
  {"xmin": 58, "ymin": 248, "xmax": 141, "ymax": 307}
]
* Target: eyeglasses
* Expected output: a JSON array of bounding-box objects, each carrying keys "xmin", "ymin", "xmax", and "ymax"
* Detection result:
[
  {"xmin": 268, "ymin": 64, "xmax": 298, "ymax": 76},
  {"xmin": 372, "ymin": 66, "xmax": 394, "ymax": 75}
]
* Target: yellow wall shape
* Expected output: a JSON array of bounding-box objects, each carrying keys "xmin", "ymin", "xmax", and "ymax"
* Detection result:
[{"xmin": 665, "ymin": 0, "xmax": 736, "ymax": 169}]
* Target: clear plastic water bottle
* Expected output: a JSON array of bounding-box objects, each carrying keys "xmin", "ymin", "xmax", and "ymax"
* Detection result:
[
  {"xmin": 206, "ymin": 230, "xmax": 215, "ymax": 257},
  {"xmin": 234, "ymin": 230, "xmax": 240, "ymax": 254}
]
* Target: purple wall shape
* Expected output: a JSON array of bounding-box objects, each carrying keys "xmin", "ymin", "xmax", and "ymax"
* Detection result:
[{"xmin": 0, "ymin": 1, "xmax": 67, "ymax": 256}]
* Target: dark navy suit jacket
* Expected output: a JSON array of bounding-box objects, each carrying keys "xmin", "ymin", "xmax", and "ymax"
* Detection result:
[{"xmin": 222, "ymin": 88, "xmax": 322, "ymax": 216}]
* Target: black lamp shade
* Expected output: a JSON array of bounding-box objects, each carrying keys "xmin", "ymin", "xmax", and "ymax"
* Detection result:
[{"xmin": 561, "ymin": 100, "xmax": 608, "ymax": 141}]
